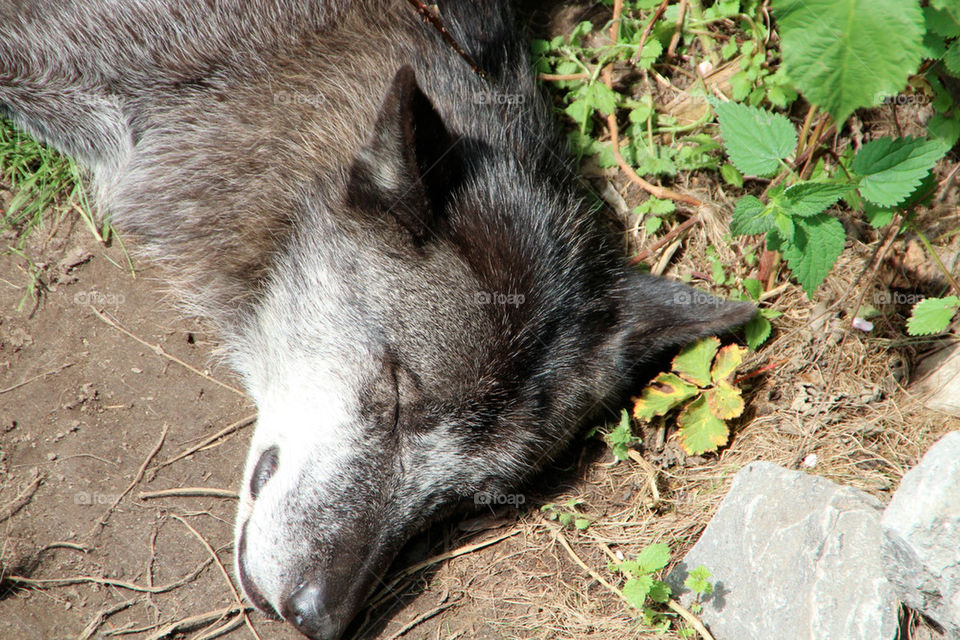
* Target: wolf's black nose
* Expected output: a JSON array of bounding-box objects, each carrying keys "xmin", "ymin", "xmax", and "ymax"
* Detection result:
[{"xmin": 282, "ymin": 580, "xmax": 340, "ymax": 640}]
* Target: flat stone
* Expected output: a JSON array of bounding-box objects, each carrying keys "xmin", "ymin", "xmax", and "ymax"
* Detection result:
[
  {"xmin": 882, "ymin": 431, "xmax": 960, "ymax": 637},
  {"xmin": 913, "ymin": 343, "xmax": 960, "ymax": 417},
  {"xmin": 667, "ymin": 461, "xmax": 897, "ymax": 640}
]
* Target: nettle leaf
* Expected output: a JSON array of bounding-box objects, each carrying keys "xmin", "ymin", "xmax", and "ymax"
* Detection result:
[
  {"xmin": 638, "ymin": 39, "xmax": 664, "ymax": 70},
  {"xmin": 633, "ymin": 372, "xmax": 699, "ymax": 419},
  {"xmin": 584, "ymin": 82, "xmax": 619, "ymax": 116},
  {"xmin": 711, "ymin": 344, "xmax": 745, "ymax": 382},
  {"xmin": 605, "ymin": 409, "xmax": 637, "ymax": 462},
  {"xmin": 772, "ymin": 0, "xmax": 924, "ymax": 124},
  {"xmin": 636, "ymin": 543, "xmax": 671, "ymax": 574},
  {"xmin": 622, "ymin": 576, "xmax": 654, "ymax": 609},
  {"xmin": 731, "ymin": 196, "xmax": 775, "ymax": 236},
  {"xmin": 648, "ymin": 581, "xmax": 672, "ymax": 604},
  {"xmin": 944, "ymin": 40, "xmax": 960, "ymax": 76},
  {"xmin": 783, "ymin": 182, "xmax": 852, "ymax": 217},
  {"xmin": 677, "ymin": 395, "xmax": 729, "ymax": 454},
  {"xmin": 863, "ymin": 203, "xmax": 895, "ymax": 229},
  {"xmin": 780, "ymin": 213, "xmax": 846, "ymax": 297},
  {"xmin": 673, "ymin": 337, "xmax": 720, "ymax": 387},
  {"xmin": 853, "ymin": 137, "xmax": 950, "ymax": 207},
  {"xmin": 926, "ymin": 5, "xmax": 960, "ymax": 37},
  {"xmin": 713, "ymin": 100, "xmax": 797, "ymax": 176},
  {"xmin": 685, "ymin": 566, "xmax": 715, "ymax": 595},
  {"xmin": 745, "ymin": 314, "xmax": 772, "ymax": 350},
  {"xmin": 706, "ymin": 380, "xmax": 745, "ymax": 420},
  {"xmin": 907, "ymin": 296, "xmax": 960, "ymax": 336}
]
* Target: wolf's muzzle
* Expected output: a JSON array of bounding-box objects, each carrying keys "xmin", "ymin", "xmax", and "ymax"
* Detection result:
[{"xmin": 282, "ymin": 579, "xmax": 343, "ymax": 640}]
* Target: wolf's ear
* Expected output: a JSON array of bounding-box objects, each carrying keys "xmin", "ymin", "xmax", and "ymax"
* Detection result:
[
  {"xmin": 621, "ymin": 273, "xmax": 757, "ymax": 358},
  {"xmin": 348, "ymin": 65, "xmax": 460, "ymax": 242}
]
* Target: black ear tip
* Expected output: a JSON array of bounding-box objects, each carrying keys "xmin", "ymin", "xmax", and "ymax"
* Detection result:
[{"xmin": 392, "ymin": 65, "xmax": 419, "ymax": 95}]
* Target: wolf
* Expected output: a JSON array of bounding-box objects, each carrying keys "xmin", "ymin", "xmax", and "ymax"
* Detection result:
[{"xmin": 0, "ymin": 1, "xmax": 755, "ymax": 638}]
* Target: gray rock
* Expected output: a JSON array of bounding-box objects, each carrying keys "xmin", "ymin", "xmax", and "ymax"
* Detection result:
[
  {"xmin": 667, "ymin": 461, "xmax": 897, "ymax": 640},
  {"xmin": 882, "ymin": 431, "xmax": 960, "ymax": 636},
  {"xmin": 913, "ymin": 343, "xmax": 960, "ymax": 417}
]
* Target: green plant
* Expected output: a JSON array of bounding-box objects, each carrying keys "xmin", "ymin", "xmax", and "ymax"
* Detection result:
[
  {"xmin": 540, "ymin": 498, "xmax": 592, "ymax": 530},
  {"xmin": 907, "ymin": 296, "xmax": 960, "ymax": 336},
  {"xmin": 683, "ymin": 565, "xmax": 715, "ymax": 614},
  {"xmin": 608, "ymin": 542, "xmax": 673, "ymax": 629},
  {"xmin": 633, "ymin": 336, "xmax": 746, "ymax": 455},
  {"xmin": 604, "ymin": 409, "xmax": 641, "ymax": 462},
  {"xmin": 715, "ymin": 99, "xmax": 949, "ymax": 297}
]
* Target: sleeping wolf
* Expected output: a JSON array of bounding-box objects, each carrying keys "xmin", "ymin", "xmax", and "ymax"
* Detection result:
[{"xmin": 0, "ymin": 1, "xmax": 755, "ymax": 637}]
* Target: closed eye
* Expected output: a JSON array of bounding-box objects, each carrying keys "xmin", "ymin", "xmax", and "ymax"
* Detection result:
[{"xmin": 250, "ymin": 446, "xmax": 279, "ymax": 500}]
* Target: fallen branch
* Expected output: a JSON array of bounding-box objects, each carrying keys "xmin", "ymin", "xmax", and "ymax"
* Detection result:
[
  {"xmin": 0, "ymin": 469, "xmax": 44, "ymax": 523},
  {"xmin": 89, "ymin": 424, "xmax": 168, "ymax": 536},
  {"xmin": 139, "ymin": 488, "xmax": 238, "ymax": 500}
]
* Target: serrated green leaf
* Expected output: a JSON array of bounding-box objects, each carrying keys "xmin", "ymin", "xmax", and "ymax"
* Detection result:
[
  {"xmin": 772, "ymin": 0, "xmax": 924, "ymax": 124},
  {"xmin": 564, "ymin": 98, "xmax": 591, "ymax": 127},
  {"xmin": 706, "ymin": 380, "xmax": 745, "ymax": 419},
  {"xmin": 711, "ymin": 344, "xmax": 745, "ymax": 382},
  {"xmin": 677, "ymin": 395, "xmax": 729, "ymax": 454},
  {"xmin": 907, "ymin": 296, "xmax": 960, "ymax": 335},
  {"xmin": 863, "ymin": 203, "xmax": 895, "ymax": 229},
  {"xmin": 638, "ymin": 39, "xmax": 663, "ymax": 70},
  {"xmin": 773, "ymin": 212, "xmax": 795, "ymax": 243},
  {"xmin": 584, "ymin": 82, "xmax": 619, "ymax": 116},
  {"xmin": 713, "ymin": 100, "xmax": 797, "ymax": 176},
  {"xmin": 928, "ymin": 114, "xmax": 960, "ymax": 149},
  {"xmin": 745, "ymin": 314, "xmax": 772, "ymax": 349},
  {"xmin": 731, "ymin": 196, "xmax": 774, "ymax": 236},
  {"xmin": 780, "ymin": 213, "xmax": 846, "ymax": 297},
  {"xmin": 926, "ymin": 6, "xmax": 960, "ymax": 37},
  {"xmin": 742, "ymin": 278, "xmax": 763, "ymax": 301},
  {"xmin": 684, "ymin": 566, "xmax": 714, "ymax": 595},
  {"xmin": 633, "ymin": 372, "xmax": 700, "ymax": 419},
  {"xmin": 945, "ymin": 40, "xmax": 960, "ymax": 76},
  {"xmin": 636, "ymin": 543, "xmax": 671, "ymax": 573},
  {"xmin": 853, "ymin": 137, "xmax": 949, "ymax": 207},
  {"xmin": 622, "ymin": 576, "xmax": 654, "ymax": 609},
  {"xmin": 648, "ymin": 581, "xmax": 672, "ymax": 604},
  {"xmin": 574, "ymin": 517, "xmax": 591, "ymax": 530},
  {"xmin": 672, "ymin": 337, "xmax": 720, "ymax": 386},
  {"xmin": 783, "ymin": 182, "xmax": 851, "ymax": 217}
]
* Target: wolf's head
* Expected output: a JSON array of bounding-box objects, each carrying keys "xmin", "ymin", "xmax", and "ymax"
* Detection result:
[{"xmin": 232, "ymin": 66, "xmax": 755, "ymax": 639}]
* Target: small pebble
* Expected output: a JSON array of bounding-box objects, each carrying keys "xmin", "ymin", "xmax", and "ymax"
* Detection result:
[
  {"xmin": 46, "ymin": 452, "xmax": 57, "ymax": 461},
  {"xmin": 852, "ymin": 317, "xmax": 874, "ymax": 332},
  {"xmin": 802, "ymin": 453, "xmax": 818, "ymax": 468}
]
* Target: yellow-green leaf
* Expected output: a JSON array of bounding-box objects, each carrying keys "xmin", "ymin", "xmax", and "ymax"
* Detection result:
[
  {"xmin": 677, "ymin": 396, "xmax": 729, "ymax": 455},
  {"xmin": 710, "ymin": 343, "xmax": 745, "ymax": 382},
  {"xmin": 672, "ymin": 337, "xmax": 720, "ymax": 387},
  {"xmin": 633, "ymin": 373, "xmax": 699, "ymax": 420},
  {"xmin": 705, "ymin": 380, "xmax": 745, "ymax": 419}
]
